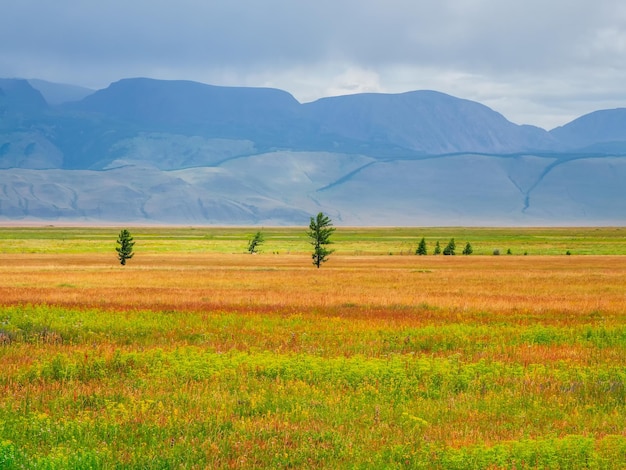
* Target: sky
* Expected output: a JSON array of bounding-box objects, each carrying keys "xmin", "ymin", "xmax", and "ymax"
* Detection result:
[{"xmin": 1, "ymin": 0, "xmax": 625, "ymax": 130}]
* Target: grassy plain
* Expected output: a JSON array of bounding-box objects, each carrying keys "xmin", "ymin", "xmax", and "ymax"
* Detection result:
[
  {"xmin": 1, "ymin": 226, "xmax": 626, "ymax": 468},
  {"xmin": 2, "ymin": 225, "xmax": 626, "ymax": 255}
]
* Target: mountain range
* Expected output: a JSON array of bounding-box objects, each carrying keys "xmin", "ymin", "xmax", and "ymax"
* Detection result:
[{"xmin": 1, "ymin": 77, "xmax": 625, "ymax": 225}]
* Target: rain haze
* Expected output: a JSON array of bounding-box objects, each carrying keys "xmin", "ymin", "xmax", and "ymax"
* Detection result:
[{"xmin": 1, "ymin": 0, "xmax": 625, "ymax": 129}]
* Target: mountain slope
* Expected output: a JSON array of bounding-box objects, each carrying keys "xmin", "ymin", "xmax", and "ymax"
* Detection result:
[
  {"xmin": 0, "ymin": 78, "xmax": 48, "ymax": 119},
  {"xmin": 0, "ymin": 79, "xmax": 64, "ymax": 169},
  {"xmin": 61, "ymin": 78, "xmax": 563, "ymax": 158},
  {"xmin": 1, "ymin": 76, "xmax": 626, "ymax": 225},
  {"xmin": 27, "ymin": 79, "xmax": 94, "ymax": 105},
  {"xmin": 2, "ymin": 152, "xmax": 625, "ymax": 225},
  {"xmin": 550, "ymin": 108, "xmax": 626, "ymax": 151},
  {"xmin": 64, "ymin": 78, "xmax": 303, "ymax": 141},
  {"xmin": 303, "ymin": 90, "xmax": 559, "ymax": 154}
]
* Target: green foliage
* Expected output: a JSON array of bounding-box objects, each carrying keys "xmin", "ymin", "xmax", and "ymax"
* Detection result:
[
  {"xmin": 416, "ymin": 237, "xmax": 427, "ymax": 255},
  {"xmin": 0, "ymin": 440, "xmax": 17, "ymax": 467},
  {"xmin": 433, "ymin": 241, "xmax": 441, "ymax": 255},
  {"xmin": 433, "ymin": 435, "xmax": 611, "ymax": 470},
  {"xmin": 308, "ymin": 212, "xmax": 335, "ymax": 268},
  {"xmin": 443, "ymin": 238, "xmax": 456, "ymax": 255},
  {"xmin": 462, "ymin": 242, "xmax": 473, "ymax": 255},
  {"xmin": 247, "ymin": 231, "xmax": 264, "ymax": 254},
  {"xmin": 3, "ymin": 304, "xmax": 626, "ymax": 468},
  {"xmin": 115, "ymin": 229, "xmax": 135, "ymax": 265}
]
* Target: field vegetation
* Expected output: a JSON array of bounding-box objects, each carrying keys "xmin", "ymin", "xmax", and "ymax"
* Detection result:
[{"xmin": 1, "ymin": 226, "xmax": 625, "ymax": 468}]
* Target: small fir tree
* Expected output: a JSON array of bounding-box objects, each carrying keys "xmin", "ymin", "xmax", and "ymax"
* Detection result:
[
  {"xmin": 247, "ymin": 231, "xmax": 264, "ymax": 254},
  {"xmin": 115, "ymin": 229, "xmax": 135, "ymax": 266},
  {"xmin": 308, "ymin": 212, "xmax": 335, "ymax": 268},
  {"xmin": 462, "ymin": 242, "xmax": 473, "ymax": 255},
  {"xmin": 416, "ymin": 237, "xmax": 427, "ymax": 255},
  {"xmin": 433, "ymin": 241, "xmax": 441, "ymax": 255},
  {"xmin": 443, "ymin": 238, "xmax": 456, "ymax": 255}
]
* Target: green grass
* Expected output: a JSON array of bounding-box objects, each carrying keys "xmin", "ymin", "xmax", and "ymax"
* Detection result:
[
  {"xmin": 1, "ymin": 226, "xmax": 625, "ymax": 255},
  {"xmin": 1, "ymin": 304, "xmax": 626, "ymax": 468}
]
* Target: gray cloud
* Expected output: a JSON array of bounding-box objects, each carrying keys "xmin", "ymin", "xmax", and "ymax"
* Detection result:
[{"xmin": 2, "ymin": 0, "xmax": 626, "ymax": 128}]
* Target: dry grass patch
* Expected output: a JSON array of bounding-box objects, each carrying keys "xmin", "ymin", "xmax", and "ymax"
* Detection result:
[{"xmin": 1, "ymin": 253, "xmax": 626, "ymax": 316}]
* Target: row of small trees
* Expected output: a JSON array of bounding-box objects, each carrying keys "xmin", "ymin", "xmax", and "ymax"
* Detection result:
[
  {"xmin": 116, "ymin": 216, "xmax": 479, "ymax": 267},
  {"xmin": 116, "ymin": 212, "xmax": 336, "ymax": 268},
  {"xmin": 416, "ymin": 237, "xmax": 473, "ymax": 256}
]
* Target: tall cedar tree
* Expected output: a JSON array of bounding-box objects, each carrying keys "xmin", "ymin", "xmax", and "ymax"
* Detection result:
[
  {"xmin": 308, "ymin": 212, "xmax": 335, "ymax": 268},
  {"xmin": 115, "ymin": 229, "xmax": 135, "ymax": 266},
  {"xmin": 247, "ymin": 231, "xmax": 264, "ymax": 254},
  {"xmin": 433, "ymin": 241, "xmax": 442, "ymax": 255},
  {"xmin": 416, "ymin": 237, "xmax": 427, "ymax": 255},
  {"xmin": 462, "ymin": 242, "xmax": 473, "ymax": 255}
]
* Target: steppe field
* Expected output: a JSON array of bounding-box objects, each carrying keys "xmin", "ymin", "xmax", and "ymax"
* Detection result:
[{"xmin": 1, "ymin": 226, "xmax": 626, "ymax": 469}]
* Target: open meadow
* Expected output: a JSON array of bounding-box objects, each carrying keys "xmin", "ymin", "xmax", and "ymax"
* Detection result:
[{"xmin": 1, "ymin": 226, "xmax": 626, "ymax": 468}]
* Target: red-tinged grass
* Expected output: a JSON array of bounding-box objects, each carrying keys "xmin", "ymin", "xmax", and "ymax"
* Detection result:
[
  {"xmin": 2, "ymin": 253, "xmax": 626, "ymax": 318},
  {"xmin": 1, "ymin": 251, "xmax": 626, "ymax": 467}
]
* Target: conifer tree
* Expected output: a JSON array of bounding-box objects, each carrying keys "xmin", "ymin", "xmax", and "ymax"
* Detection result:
[
  {"xmin": 416, "ymin": 237, "xmax": 427, "ymax": 255},
  {"xmin": 115, "ymin": 229, "xmax": 135, "ymax": 266},
  {"xmin": 443, "ymin": 238, "xmax": 456, "ymax": 255},
  {"xmin": 247, "ymin": 231, "xmax": 264, "ymax": 254},
  {"xmin": 433, "ymin": 241, "xmax": 441, "ymax": 255},
  {"xmin": 307, "ymin": 212, "xmax": 335, "ymax": 268},
  {"xmin": 462, "ymin": 242, "xmax": 473, "ymax": 255}
]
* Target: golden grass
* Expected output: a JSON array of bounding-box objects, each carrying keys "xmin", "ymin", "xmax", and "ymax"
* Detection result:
[{"xmin": 1, "ymin": 253, "xmax": 625, "ymax": 318}]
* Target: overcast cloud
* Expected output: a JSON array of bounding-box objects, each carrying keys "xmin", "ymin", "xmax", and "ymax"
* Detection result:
[{"xmin": 1, "ymin": 0, "xmax": 625, "ymax": 129}]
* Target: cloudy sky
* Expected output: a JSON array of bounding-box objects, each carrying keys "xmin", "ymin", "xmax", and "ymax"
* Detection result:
[{"xmin": 2, "ymin": 0, "xmax": 625, "ymax": 129}]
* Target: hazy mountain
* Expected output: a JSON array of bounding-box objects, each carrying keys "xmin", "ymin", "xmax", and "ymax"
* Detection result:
[
  {"xmin": 0, "ymin": 79, "xmax": 63, "ymax": 169},
  {"xmin": 2, "ymin": 151, "xmax": 625, "ymax": 225},
  {"xmin": 60, "ymin": 78, "xmax": 562, "ymax": 159},
  {"xmin": 27, "ymin": 79, "xmax": 94, "ymax": 106},
  {"xmin": 550, "ymin": 108, "xmax": 626, "ymax": 152},
  {"xmin": 0, "ymin": 78, "xmax": 48, "ymax": 117},
  {"xmin": 64, "ymin": 78, "xmax": 303, "ymax": 143},
  {"xmin": 1, "ymin": 76, "xmax": 625, "ymax": 225},
  {"xmin": 303, "ymin": 91, "xmax": 559, "ymax": 154}
]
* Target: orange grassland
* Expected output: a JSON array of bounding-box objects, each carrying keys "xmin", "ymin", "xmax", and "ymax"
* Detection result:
[
  {"xmin": 2, "ymin": 248, "xmax": 626, "ymax": 467},
  {"xmin": 1, "ymin": 252, "xmax": 625, "ymax": 318}
]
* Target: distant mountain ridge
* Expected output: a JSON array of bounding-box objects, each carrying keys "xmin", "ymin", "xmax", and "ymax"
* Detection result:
[
  {"xmin": 64, "ymin": 78, "xmax": 301, "ymax": 136},
  {"xmin": 27, "ymin": 79, "xmax": 94, "ymax": 106},
  {"xmin": 550, "ymin": 108, "xmax": 626, "ymax": 151},
  {"xmin": 1, "ymin": 76, "xmax": 626, "ymax": 225},
  {"xmin": 59, "ymin": 78, "xmax": 563, "ymax": 157},
  {"xmin": 0, "ymin": 78, "xmax": 48, "ymax": 116},
  {"xmin": 303, "ymin": 91, "xmax": 559, "ymax": 154}
]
